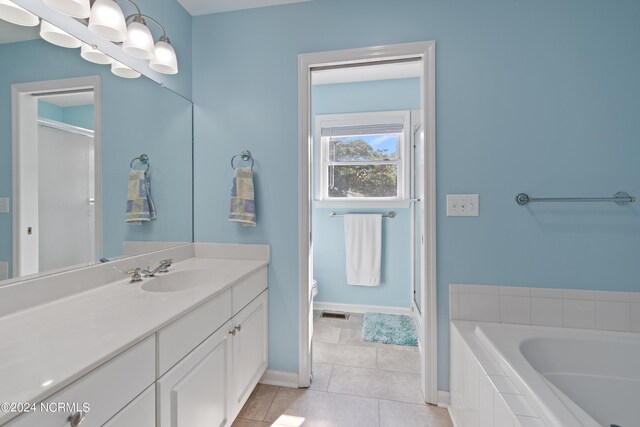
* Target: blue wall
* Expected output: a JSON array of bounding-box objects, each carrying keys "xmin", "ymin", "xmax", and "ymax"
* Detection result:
[
  {"xmin": 312, "ymin": 78, "xmax": 420, "ymax": 308},
  {"xmin": 0, "ymin": 39, "xmax": 192, "ymax": 277},
  {"xmin": 193, "ymin": 0, "xmax": 640, "ymax": 390},
  {"xmin": 39, "ymin": 101, "xmax": 94, "ymax": 130}
]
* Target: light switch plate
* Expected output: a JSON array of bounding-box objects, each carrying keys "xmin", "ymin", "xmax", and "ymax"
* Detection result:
[
  {"xmin": 446, "ymin": 194, "xmax": 479, "ymax": 216},
  {"xmin": 0, "ymin": 198, "xmax": 9, "ymax": 214}
]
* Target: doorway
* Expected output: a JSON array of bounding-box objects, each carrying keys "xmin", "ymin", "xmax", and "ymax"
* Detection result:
[
  {"xmin": 12, "ymin": 76, "xmax": 102, "ymax": 277},
  {"xmin": 298, "ymin": 42, "xmax": 437, "ymax": 403}
]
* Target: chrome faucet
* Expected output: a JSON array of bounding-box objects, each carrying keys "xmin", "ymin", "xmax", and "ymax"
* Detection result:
[{"xmin": 142, "ymin": 259, "xmax": 173, "ymax": 277}]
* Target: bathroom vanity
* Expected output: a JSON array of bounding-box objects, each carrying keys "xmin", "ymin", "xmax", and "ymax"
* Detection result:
[{"xmin": 0, "ymin": 244, "xmax": 269, "ymax": 427}]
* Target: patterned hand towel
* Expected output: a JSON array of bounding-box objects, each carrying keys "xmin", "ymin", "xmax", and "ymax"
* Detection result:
[
  {"xmin": 126, "ymin": 169, "xmax": 157, "ymax": 223},
  {"xmin": 229, "ymin": 167, "xmax": 256, "ymax": 227}
]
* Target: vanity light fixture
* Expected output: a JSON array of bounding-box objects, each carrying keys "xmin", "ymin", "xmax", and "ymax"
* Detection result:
[
  {"xmin": 149, "ymin": 36, "xmax": 178, "ymax": 74},
  {"xmin": 122, "ymin": 14, "xmax": 154, "ymax": 59},
  {"xmin": 0, "ymin": 0, "xmax": 40, "ymax": 26},
  {"xmin": 42, "ymin": 0, "xmax": 179, "ymax": 75},
  {"xmin": 88, "ymin": 0, "xmax": 127, "ymax": 42},
  {"xmin": 40, "ymin": 20, "xmax": 82, "ymax": 48},
  {"xmin": 111, "ymin": 60, "xmax": 140, "ymax": 78},
  {"xmin": 80, "ymin": 42, "xmax": 113, "ymax": 64},
  {"xmin": 43, "ymin": 0, "xmax": 90, "ymax": 19}
]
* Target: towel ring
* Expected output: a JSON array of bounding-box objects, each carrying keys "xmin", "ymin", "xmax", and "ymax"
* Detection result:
[
  {"xmin": 231, "ymin": 150, "xmax": 254, "ymax": 170},
  {"xmin": 130, "ymin": 154, "xmax": 150, "ymax": 171}
]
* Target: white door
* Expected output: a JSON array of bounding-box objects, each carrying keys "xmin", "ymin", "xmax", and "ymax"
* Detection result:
[
  {"xmin": 232, "ymin": 291, "xmax": 268, "ymax": 415},
  {"xmin": 37, "ymin": 124, "xmax": 95, "ymax": 272},
  {"xmin": 157, "ymin": 322, "xmax": 233, "ymax": 427}
]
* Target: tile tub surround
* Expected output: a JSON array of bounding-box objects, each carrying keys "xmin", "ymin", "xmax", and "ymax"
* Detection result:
[
  {"xmin": 449, "ymin": 321, "xmax": 546, "ymax": 427},
  {"xmin": 232, "ymin": 312, "xmax": 452, "ymax": 427},
  {"xmin": 450, "ymin": 284, "xmax": 640, "ymax": 333},
  {"xmin": 0, "ymin": 243, "xmax": 269, "ymax": 425}
]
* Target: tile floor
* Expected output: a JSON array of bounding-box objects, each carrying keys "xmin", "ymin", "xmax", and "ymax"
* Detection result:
[{"xmin": 232, "ymin": 312, "xmax": 452, "ymax": 427}]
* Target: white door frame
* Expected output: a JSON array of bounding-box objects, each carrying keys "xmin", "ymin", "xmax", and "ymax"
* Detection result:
[
  {"xmin": 297, "ymin": 41, "xmax": 438, "ymax": 403},
  {"xmin": 12, "ymin": 76, "xmax": 102, "ymax": 276}
]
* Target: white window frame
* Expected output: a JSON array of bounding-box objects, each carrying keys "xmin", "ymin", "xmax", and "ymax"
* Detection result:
[{"xmin": 314, "ymin": 110, "xmax": 411, "ymax": 208}]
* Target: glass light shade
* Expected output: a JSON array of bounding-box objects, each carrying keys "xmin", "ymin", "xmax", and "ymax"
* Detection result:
[
  {"xmin": 40, "ymin": 21, "xmax": 81, "ymax": 48},
  {"xmin": 122, "ymin": 19, "xmax": 154, "ymax": 59},
  {"xmin": 111, "ymin": 61, "xmax": 140, "ymax": 79},
  {"xmin": 43, "ymin": 0, "xmax": 90, "ymax": 18},
  {"xmin": 88, "ymin": 0, "xmax": 126, "ymax": 42},
  {"xmin": 0, "ymin": 0, "xmax": 39, "ymax": 26},
  {"xmin": 80, "ymin": 43, "xmax": 113, "ymax": 65},
  {"xmin": 149, "ymin": 40, "xmax": 178, "ymax": 75}
]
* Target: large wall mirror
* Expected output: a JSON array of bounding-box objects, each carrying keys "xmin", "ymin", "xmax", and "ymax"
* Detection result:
[{"xmin": 0, "ymin": 14, "xmax": 193, "ymax": 284}]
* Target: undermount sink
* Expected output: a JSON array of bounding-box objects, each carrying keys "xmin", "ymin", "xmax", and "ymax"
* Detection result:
[{"xmin": 141, "ymin": 269, "xmax": 215, "ymax": 292}]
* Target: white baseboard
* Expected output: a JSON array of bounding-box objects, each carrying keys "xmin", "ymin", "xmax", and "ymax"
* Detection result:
[
  {"xmin": 259, "ymin": 369, "xmax": 299, "ymax": 388},
  {"xmin": 314, "ymin": 301, "xmax": 411, "ymax": 316},
  {"xmin": 437, "ymin": 390, "xmax": 450, "ymax": 408}
]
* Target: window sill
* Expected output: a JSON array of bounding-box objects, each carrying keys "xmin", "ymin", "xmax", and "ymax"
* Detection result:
[{"xmin": 314, "ymin": 200, "xmax": 412, "ymax": 209}]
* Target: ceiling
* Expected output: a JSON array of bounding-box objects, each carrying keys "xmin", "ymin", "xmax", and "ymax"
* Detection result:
[
  {"xmin": 0, "ymin": 19, "xmax": 39, "ymax": 44},
  {"xmin": 312, "ymin": 61, "xmax": 422, "ymax": 86},
  {"xmin": 39, "ymin": 92, "xmax": 94, "ymax": 107},
  {"xmin": 178, "ymin": 0, "xmax": 311, "ymax": 16}
]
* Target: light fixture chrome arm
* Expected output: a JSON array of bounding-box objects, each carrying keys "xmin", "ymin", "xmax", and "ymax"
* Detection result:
[
  {"xmin": 114, "ymin": 0, "xmax": 141, "ymax": 16},
  {"xmin": 125, "ymin": 13, "xmax": 169, "ymax": 41}
]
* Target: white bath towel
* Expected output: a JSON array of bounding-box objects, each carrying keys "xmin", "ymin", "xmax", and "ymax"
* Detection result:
[{"xmin": 344, "ymin": 214, "xmax": 382, "ymax": 286}]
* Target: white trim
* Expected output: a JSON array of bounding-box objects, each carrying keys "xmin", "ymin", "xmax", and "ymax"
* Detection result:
[
  {"xmin": 298, "ymin": 41, "xmax": 438, "ymax": 402},
  {"xmin": 423, "ymin": 41, "xmax": 438, "ymax": 406},
  {"xmin": 448, "ymin": 406, "xmax": 461, "ymax": 427},
  {"xmin": 12, "ymin": 76, "xmax": 102, "ymax": 278},
  {"xmin": 438, "ymin": 390, "xmax": 450, "ymax": 407},
  {"xmin": 313, "ymin": 302, "xmax": 411, "ymax": 316},
  {"xmin": 313, "ymin": 200, "xmax": 411, "ymax": 209},
  {"xmin": 259, "ymin": 369, "xmax": 299, "ymax": 388},
  {"xmin": 37, "ymin": 118, "xmax": 94, "ymax": 138}
]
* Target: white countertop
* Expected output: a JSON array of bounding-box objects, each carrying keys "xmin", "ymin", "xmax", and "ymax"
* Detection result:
[{"xmin": 0, "ymin": 257, "xmax": 268, "ymax": 424}]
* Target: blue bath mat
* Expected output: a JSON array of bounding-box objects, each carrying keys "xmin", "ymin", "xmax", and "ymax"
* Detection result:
[{"xmin": 361, "ymin": 312, "xmax": 418, "ymax": 346}]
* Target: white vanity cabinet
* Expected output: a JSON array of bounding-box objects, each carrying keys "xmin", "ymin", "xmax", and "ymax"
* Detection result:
[
  {"xmin": 7, "ymin": 336, "xmax": 155, "ymax": 427},
  {"xmin": 103, "ymin": 385, "xmax": 155, "ymax": 427},
  {"xmin": 2, "ymin": 264, "xmax": 269, "ymax": 427},
  {"xmin": 156, "ymin": 274, "xmax": 269, "ymax": 427},
  {"xmin": 231, "ymin": 290, "xmax": 269, "ymax": 416},
  {"xmin": 157, "ymin": 322, "xmax": 234, "ymax": 427}
]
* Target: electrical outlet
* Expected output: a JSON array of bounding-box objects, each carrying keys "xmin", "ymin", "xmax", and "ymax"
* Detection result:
[
  {"xmin": 446, "ymin": 194, "xmax": 479, "ymax": 216},
  {"xmin": 0, "ymin": 198, "xmax": 9, "ymax": 214}
]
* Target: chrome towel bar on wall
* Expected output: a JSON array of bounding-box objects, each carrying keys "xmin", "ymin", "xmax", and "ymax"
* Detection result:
[
  {"xmin": 329, "ymin": 211, "xmax": 396, "ymax": 218},
  {"xmin": 515, "ymin": 191, "xmax": 636, "ymax": 206}
]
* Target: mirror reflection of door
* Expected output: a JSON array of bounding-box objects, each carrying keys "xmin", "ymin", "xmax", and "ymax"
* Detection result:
[{"xmin": 15, "ymin": 87, "xmax": 98, "ymax": 276}]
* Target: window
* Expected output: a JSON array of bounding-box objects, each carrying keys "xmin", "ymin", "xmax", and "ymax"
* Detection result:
[{"xmin": 315, "ymin": 111, "xmax": 410, "ymax": 207}]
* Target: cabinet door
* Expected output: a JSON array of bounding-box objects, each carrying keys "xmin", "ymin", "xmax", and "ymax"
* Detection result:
[
  {"xmin": 157, "ymin": 322, "xmax": 233, "ymax": 427},
  {"xmin": 103, "ymin": 385, "xmax": 155, "ymax": 427},
  {"xmin": 232, "ymin": 290, "xmax": 268, "ymax": 413}
]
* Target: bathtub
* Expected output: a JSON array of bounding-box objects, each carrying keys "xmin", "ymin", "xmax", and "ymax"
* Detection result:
[{"xmin": 475, "ymin": 323, "xmax": 640, "ymax": 427}]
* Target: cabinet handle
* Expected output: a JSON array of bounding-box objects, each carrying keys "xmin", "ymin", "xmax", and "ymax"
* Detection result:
[
  {"xmin": 235, "ymin": 325, "xmax": 242, "ymax": 333},
  {"xmin": 67, "ymin": 411, "xmax": 85, "ymax": 426},
  {"xmin": 229, "ymin": 328, "xmax": 236, "ymax": 336}
]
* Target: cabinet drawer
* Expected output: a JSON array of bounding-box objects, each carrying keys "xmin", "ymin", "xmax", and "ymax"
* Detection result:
[
  {"xmin": 7, "ymin": 336, "xmax": 155, "ymax": 427},
  {"xmin": 103, "ymin": 385, "xmax": 155, "ymax": 427},
  {"xmin": 157, "ymin": 290, "xmax": 232, "ymax": 376},
  {"xmin": 232, "ymin": 267, "xmax": 268, "ymax": 315}
]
